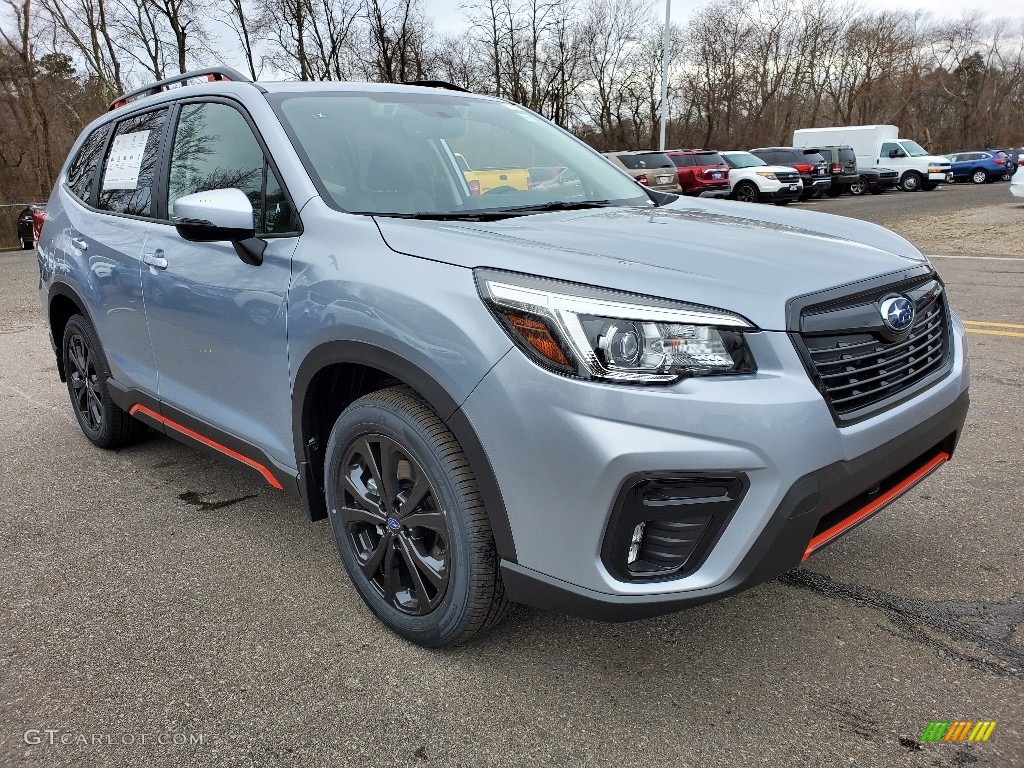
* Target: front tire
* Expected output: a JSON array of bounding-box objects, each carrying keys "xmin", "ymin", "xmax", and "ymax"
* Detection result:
[
  {"xmin": 900, "ymin": 172, "xmax": 922, "ymax": 192},
  {"xmin": 324, "ymin": 385, "xmax": 511, "ymax": 647},
  {"xmin": 62, "ymin": 314, "xmax": 147, "ymax": 449},
  {"xmin": 921, "ymin": 181, "xmax": 939, "ymax": 191},
  {"xmin": 849, "ymin": 177, "xmax": 867, "ymax": 196},
  {"xmin": 733, "ymin": 181, "xmax": 759, "ymax": 203}
]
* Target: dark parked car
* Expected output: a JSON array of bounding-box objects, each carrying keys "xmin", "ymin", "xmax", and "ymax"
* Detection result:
[
  {"xmin": 946, "ymin": 150, "xmax": 1009, "ymax": 184},
  {"xmin": 17, "ymin": 205, "xmax": 44, "ymax": 249},
  {"xmin": 813, "ymin": 145, "xmax": 858, "ymax": 197},
  {"xmin": 664, "ymin": 149, "xmax": 730, "ymax": 197},
  {"xmin": 750, "ymin": 147, "xmax": 831, "ymax": 199},
  {"xmin": 995, "ymin": 148, "xmax": 1023, "ymax": 180},
  {"xmin": 848, "ymin": 167, "xmax": 899, "ymax": 196}
]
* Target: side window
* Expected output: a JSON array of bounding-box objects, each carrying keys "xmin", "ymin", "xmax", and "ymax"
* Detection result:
[
  {"xmin": 97, "ymin": 108, "xmax": 168, "ymax": 217},
  {"xmin": 66, "ymin": 125, "xmax": 110, "ymax": 204},
  {"xmin": 880, "ymin": 142, "xmax": 902, "ymax": 159},
  {"xmin": 167, "ymin": 102, "xmax": 296, "ymax": 235}
]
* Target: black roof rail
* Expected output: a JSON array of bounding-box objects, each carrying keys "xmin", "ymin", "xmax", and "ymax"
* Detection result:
[
  {"xmin": 401, "ymin": 80, "xmax": 470, "ymax": 93},
  {"xmin": 108, "ymin": 67, "xmax": 252, "ymax": 111}
]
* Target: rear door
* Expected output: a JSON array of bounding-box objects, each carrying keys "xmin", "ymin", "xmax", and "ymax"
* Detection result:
[
  {"xmin": 67, "ymin": 108, "xmax": 170, "ymax": 394},
  {"xmin": 141, "ymin": 99, "xmax": 301, "ymax": 470}
]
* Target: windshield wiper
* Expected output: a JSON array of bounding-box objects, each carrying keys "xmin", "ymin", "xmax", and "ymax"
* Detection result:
[
  {"xmin": 492, "ymin": 200, "xmax": 615, "ymax": 214},
  {"xmin": 362, "ymin": 200, "xmax": 617, "ymax": 222}
]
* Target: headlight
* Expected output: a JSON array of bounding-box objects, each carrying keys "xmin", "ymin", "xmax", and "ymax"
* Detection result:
[
  {"xmin": 755, "ymin": 171, "xmax": 778, "ymax": 180},
  {"xmin": 476, "ymin": 270, "xmax": 757, "ymax": 383}
]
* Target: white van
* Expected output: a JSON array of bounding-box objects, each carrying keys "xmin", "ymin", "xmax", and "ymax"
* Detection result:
[{"xmin": 793, "ymin": 125, "xmax": 951, "ymax": 192}]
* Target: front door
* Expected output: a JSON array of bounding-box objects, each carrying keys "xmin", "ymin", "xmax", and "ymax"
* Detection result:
[{"xmin": 141, "ymin": 100, "xmax": 301, "ymax": 470}]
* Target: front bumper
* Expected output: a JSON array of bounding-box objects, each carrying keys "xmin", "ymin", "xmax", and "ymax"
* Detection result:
[{"xmin": 461, "ymin": 320, "xmax": 969, "ymax": 619}]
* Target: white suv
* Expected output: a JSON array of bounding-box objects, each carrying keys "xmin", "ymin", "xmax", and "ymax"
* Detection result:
[{"xmin": 721, "ymin": 151, "xmax": 803, "ymax": 205}]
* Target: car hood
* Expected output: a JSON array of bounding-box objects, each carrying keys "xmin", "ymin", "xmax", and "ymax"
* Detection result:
[{"xmin": 373, "ymin": 197, "xmax": 930, "ymax": 331}]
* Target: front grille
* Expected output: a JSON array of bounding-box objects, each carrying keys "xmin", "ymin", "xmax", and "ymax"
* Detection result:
[
  {"xmin": 796, "ymin": 277, "xmax": 951, "ymax": 422},
  {"xmin": 777, "ymin": 171, "xmax": 799, "ymax": 182}
]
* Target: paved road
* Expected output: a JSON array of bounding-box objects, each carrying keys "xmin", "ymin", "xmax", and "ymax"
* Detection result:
[
  {"xmin": 806, "ymin": 178, "xmax": 1011, "ymax": 225},
  {"xmin": 1, "ymin": 189, "xmax": 1022, "ymax": 767}
]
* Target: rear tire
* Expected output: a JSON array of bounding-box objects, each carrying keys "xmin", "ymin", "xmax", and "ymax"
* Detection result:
[
  {"xmin": 62, "ymin": 314, "xmax": 148, "ymax": 449},
  {"xmin": 900, "ymin": 172, "xmax": 922, "ymax": 192},
  {"xmin": 826, "ymin": 185, "xmax": 845, "ymax": 198},
  {"xmin": 324, "ymin": 385, "xmax": 511, "ymax": 647},
  {"xmin": 773, "ymin": 200, "xmax": 791, "ymax": 206},
  {"xmin": 971, "ymin": 169, "xmax": 988, "ymax": 184},
  {"xmin": 20, "ymin": 237, "xmax": 33, "ymax": 250}
]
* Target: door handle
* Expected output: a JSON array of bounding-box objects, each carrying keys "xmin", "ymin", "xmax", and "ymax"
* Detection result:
[
  {"xmin": 143, "ymin": 250, "xmax": 167, "ymax": 270},
  {"xmin": 71, "ymin": 238, "xmax": 88, "ymax": 251}
]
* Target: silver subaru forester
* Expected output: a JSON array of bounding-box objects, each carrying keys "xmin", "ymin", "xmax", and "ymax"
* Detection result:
[{"xmin": 37, "ymin": 69, "xmax": 969, "ymax": 646}]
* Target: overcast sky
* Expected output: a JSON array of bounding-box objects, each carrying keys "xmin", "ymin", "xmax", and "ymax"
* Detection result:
[{"xmin": 424, "ymin": 0, "xmax": 1024, "ymax": 34}]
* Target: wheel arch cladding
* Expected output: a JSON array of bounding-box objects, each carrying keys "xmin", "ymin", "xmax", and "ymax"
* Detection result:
[
  {"xmin": 292, "ymin": 340, "xmax": 517, "ymax": 563},
  {"xmin": 48, "ymin": 284, "xmax": 92, "ymax": 382}
]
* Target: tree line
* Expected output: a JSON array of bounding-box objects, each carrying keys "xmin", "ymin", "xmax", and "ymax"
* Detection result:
[{"xmin": 2, "ymin": 0, "xmax": 1023, "ymax": 223}]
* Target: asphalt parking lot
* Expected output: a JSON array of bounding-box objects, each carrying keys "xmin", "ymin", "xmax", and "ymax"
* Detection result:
[{"xmin": 2, "ymin": 183, "xmax": 1021, "ymax": 768}]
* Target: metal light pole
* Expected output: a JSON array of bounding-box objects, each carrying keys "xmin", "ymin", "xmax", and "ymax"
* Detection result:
[{"xmin": 658, "ymin": 0, "xmax": 671, "ymax": 151}]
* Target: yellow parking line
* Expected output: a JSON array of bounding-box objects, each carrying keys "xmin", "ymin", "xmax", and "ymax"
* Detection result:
[
  {"xmin": 966, "ymin": 329, "xmax": 1024, "ymax": 338},
  {"xmin": 962, "ymin": 320, "xmax": 1024, "ymax": 329}
]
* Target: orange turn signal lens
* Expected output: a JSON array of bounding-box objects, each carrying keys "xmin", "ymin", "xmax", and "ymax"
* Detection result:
[{"xmin": 506, "ymin": 314, "xmax": 570, "ymax": 367}]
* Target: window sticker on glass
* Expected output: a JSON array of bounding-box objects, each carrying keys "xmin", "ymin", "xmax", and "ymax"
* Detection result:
[{"xmin": 103, "ymin": 130, "xmax": 151, "ymax": 190}]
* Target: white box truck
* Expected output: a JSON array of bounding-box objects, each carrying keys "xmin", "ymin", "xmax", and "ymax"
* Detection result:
[{"xmin": 793, "ymin": 125, "xmax": 952, "ymax": 192}]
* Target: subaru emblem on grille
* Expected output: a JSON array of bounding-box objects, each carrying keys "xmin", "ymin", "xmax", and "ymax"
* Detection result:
[{"xmin": 880, "ymin": 296, "xmax": 915, "ymax": 332}]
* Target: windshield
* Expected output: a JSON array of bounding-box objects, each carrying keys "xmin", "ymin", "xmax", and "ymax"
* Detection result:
[
  {"xmin": 275, "ymin": 92, "xmax": 650, "ymax": 217},
  {"xmin": 899, "ymin": 140, "xmax": 929, "ymax": 157},
  {"xmin": 722, "ymin": 152, "xmax": 766, "ymax": 169}
]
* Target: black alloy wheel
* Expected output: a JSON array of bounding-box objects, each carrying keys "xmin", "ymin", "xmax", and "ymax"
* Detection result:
[
  {"xmin": 324, "ymin": 386, "xmax": 511, "ymax": 647},
  {"xmin": 66, "ymin": 328, "xmax": 104, "ymax": 434},
  {"xmin": 337, "ymin": 433, "xmax": 451, "ymax": 615},
  {"xmin": 733, "ymin": 181, "xmax": 759, "ymax": 203},
  {"xmin": 61, "ymin": 314, "xmax": 147, "ymax": 449}
]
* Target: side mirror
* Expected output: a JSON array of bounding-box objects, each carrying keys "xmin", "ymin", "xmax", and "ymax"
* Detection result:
[{"xmin": 172, "ymin": 188, "xmax": 265, "ymax": 266}]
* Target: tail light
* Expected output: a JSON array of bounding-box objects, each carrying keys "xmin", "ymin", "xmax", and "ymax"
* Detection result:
[
  {"xmin": 32, "ymin": 208, "xmax": 47, "ymax": 241},
  {"xmin": 994, "ymin": 158, "xmax": 1005, "ymax": 165},
  {"xmin": 637, "ymin": 173, "xmax": 649, "ymax": 185},
  {"xmin": 832, "ymin": 163, "xmax": 842, "ymax": 174},
  {"xmin": 468, "ymin": 179, "xmax": 481, "ymax": 196},
  {"xmin": 795, "ymin": 163, "xmax": 813, "ymax": 173}
]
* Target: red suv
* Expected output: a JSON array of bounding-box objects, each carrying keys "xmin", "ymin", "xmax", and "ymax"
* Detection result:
[{"xmin": 665, "ymin": 150, "xmax": 731, "ymax": 197}]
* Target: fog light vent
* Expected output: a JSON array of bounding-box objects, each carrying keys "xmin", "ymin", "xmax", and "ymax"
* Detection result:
[
  {"xmin": 602, "ymin": 472, "xmax": 748, "ymax": 582},
  {"xmin": 629, "ymin": 516, "xmax": 713, "ymax": 573}
]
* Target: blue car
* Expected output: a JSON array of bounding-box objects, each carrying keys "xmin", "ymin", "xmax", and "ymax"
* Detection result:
[{"xmin": 946, "ymin": 149, "xmax": 1010, "ymax": 184}]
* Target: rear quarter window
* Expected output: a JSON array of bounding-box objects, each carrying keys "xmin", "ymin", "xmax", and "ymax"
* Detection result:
[
  {"xmin": 839, "ymin": 148, "xmax": 856, "ymax": 162},
  {"xmin": 66, "ymin": 125, "xmax": 110, "ymax": 204}
]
